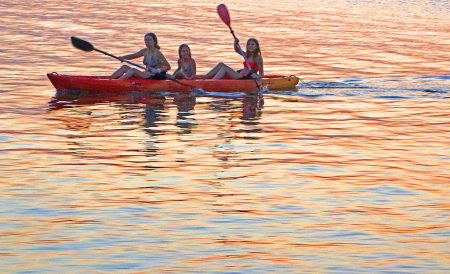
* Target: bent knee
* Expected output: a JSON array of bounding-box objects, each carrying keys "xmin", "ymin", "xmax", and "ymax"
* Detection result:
[
  {"xmin": 127, "ymin": 68, "xmax": 141, "ymax": 74},
  {"xmin": 120, "ymin": 65, "xmax": 132, "ymax": 71}
]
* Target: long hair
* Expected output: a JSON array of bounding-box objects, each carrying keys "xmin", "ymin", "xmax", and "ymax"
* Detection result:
[
  {"xmin": 145, "ymin": 32, "xmax": 160, "ymax": 50},
  {"xmin": 178, "ymin": 44, "xmax": 191, "ymax": 58},
  {"xmin": 246, "ymin": 38, "xmax": 261, "ymax": 60}
]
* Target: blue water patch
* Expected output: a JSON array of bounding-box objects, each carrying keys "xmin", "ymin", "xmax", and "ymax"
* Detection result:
[
  {"xmin": 271, "ymin": 205, "xmax": 307, "ymax": 212},
  {"xmin": 288, "ymin": 164, "xmax": 344, "ymax": 174},
  {"xmin": 178, "ymin": 212, "xmax": 200, "ymax": 217},
  {"xmin": 415, "ymin": 75, "xmax": 450, "ymax": 80},
  {"xmin": 373, "ymin": 95, "xmax": 412, "ymax": 99},
  {"xmin": 178, "ymin": 225, "xmax": 210, "ymax": 231},
  {"xmin": 123, "ymin": 206, "xmax": 151, "ymax": 213},
  {"xmin": 330, "ymin": 230, "xmax": 370, "ymax": 239},
  {"xmin": 0, "ymin": 221, "xmax": 23, "ymax": 231},
  {"xmin": 362, "ymin": 185, "xmax": 417, "ymax": 196},
  {"xmin": 0, "ymin": 135, "xmax": 14, "ymax": 142},
  {"xmin": 435, "ymin": 75, "xmax": 450, "ymax": 79},
  {"xmin": 422, "ymin": 89, "xmax": 448, "ymax": 93},
  {"xmin": 297, "ymin": 93, "xmax": 329, "ymax": 98},
  {"xmin": 301, "ymin": 81, "xmax": 370, "ymax": 89},
  {"xmin": 50, "ymin": 176, "xmax": 90, "ymax": 184}
]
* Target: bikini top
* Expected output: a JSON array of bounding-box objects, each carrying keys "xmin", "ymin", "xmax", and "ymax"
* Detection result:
[
  {"xmin": 144, "ymin": 55, "xmax": 159, "ymax": 68},
  {"xmin": 181, "ymin": 58, "xmax": 193, "ymax": 76},
  {"xmin": 243, "ymin": 61, "xmax": 258, "ymax": 73}
]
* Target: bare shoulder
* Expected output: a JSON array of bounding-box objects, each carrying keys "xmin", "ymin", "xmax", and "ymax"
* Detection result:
[
  {"xmin": 155, "ymin": 49, "xmax": 164, "ymax": 56},
  {"xmin": 156, "ymin": 49, "xmax": 167, "ymax": 59},
  {"xmin": 256, "ymin": 55, "xmax": 263, "ymax": 63},
  {"xmin": 189, "ymin": 57, "xmax": 196, "ymax": 65}
]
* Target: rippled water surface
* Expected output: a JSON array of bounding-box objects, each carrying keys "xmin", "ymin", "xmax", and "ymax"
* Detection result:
[{"xmin": 1, "ymin": 0, "xmax": 450, "ymax": 272}]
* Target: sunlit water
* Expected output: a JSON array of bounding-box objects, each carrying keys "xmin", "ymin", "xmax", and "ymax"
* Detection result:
[{"xmin": 1, "ymin": 0, "xmax": 450, "ymax": 272}]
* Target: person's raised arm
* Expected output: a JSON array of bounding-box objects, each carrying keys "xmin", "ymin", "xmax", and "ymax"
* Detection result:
[{"xmin": 234, "ymin": 38, "xmax": 244, "ymax": 56}]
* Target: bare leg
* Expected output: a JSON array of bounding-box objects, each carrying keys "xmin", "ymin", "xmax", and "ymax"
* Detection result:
[
  {"xmin": 202, "ymin": 62, "xmax": 226, "ymax": 79},
  {"xmin": 173, "ymin": 71, "xmax": 188, "ymax": 80},
  {"xmin": 119, "ymin": 68, "xmax": 150, "ymax": 79},
  {"xmin": 213, "ymin": 66, "xmax": 242, "ymax": 80},
  {"xmin": 110, "ymin": 65, "xmax": 131, "ymax": 79}
]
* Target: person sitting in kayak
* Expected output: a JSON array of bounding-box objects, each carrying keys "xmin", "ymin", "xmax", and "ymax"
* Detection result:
[
  {"xmin": 202, "ymin": 38, "xmax": 263, "ymax": 80},
  {"xmin": 172, "ymin": 44, "xmax": 197, "ymax": 80},
  {"xmin": 110, "ymin": 32, "xmax": 171, "ymax": 80}
]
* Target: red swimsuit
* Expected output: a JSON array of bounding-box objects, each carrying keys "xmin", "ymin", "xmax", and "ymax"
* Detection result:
[{"xmin": 240, "ymin": 61, "xmax": 258, "ymax": 76}]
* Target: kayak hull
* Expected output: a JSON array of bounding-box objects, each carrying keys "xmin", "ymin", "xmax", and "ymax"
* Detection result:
[{"xmin": 47, "ymin": 73, "xmax": 299, "ymax": 93}]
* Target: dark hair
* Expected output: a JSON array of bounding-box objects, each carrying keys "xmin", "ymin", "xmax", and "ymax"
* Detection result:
[
  {"xmin": 178, "ymin": 44, "xmax": 191, "ymax": 58},
  {"xmin": 246, "ymin": 38, "xmax": 261, "ymax": 60},
  {"xmin": 145, "ymin": 32, "xmax": 160, "ymax": 50}
]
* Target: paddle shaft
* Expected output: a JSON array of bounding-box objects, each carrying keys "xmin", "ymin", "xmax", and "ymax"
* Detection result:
[{"xmin": 94, "ymin": 48, "xmax": 148, "ymax": 71}]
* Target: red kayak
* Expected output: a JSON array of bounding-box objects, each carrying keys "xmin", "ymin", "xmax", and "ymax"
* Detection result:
[{"xmin": 47, "ymin": 73, "xmax": 299, "ymax": 93}]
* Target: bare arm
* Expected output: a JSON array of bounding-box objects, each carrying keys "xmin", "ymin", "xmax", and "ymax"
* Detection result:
[
  {"xmin": 120, "ymin": 48, "xmax": 145, "ymax": 60},
  {"xmin": 234, "ymin": 39, "xmax": 244, "ymax": 56},
  {"xmin": 188, "ymin": 58, "xmax": 197, "ymax": 80},
  {"xmin": 255, "ymin": 56, "xmax": 264, "ymax": 78},
  {"xmin": 173, "ymin": 59, "xmax": 181, "ymax": 74},
  {"xmin": 156, "ymin": 50, "xmax": 171, "ymax": 73}
]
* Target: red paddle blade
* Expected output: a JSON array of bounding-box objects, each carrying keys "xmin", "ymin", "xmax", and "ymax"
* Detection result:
[{"xmin": 217, "ymin": 4, "xmax": 231, "ymax": 26}]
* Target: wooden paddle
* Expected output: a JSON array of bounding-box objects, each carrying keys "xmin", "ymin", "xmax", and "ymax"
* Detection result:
[
  {"xmin": 71, "ymin": 36, "xmax": 197, "ymax": 90},
  {"xmin": 217, "ymin": 4, "xmax": 261, "ymax": 91}
]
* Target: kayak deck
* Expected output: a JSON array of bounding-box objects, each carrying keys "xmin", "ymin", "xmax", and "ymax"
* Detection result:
[{"xmin": 47, "ymin": 73, "xmax": 299, "ymax": 93}]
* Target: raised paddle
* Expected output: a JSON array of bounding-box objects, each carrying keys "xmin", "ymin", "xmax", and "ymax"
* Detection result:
[
  {"xmin": 71, "ymin": 36, "xmax": 197, "ymax": 90},
  {"xmin": 217, "ymin": 4, "xmax": 261, "ymax": 91}
]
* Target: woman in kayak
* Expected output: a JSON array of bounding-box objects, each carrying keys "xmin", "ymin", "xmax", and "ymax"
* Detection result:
[
  {"xmin": 110, "ymin": 32, "xmax": 171, "ymax": 80},
  {"xmin": 202, "ymin": 38, "xmax": 263, "ymax": 80},
  {"xmin": 172, "ymin": 44, "xmax": 196, "ymax": 80}
]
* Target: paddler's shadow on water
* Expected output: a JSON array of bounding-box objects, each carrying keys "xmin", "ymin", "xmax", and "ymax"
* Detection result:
[
  {"xmin": 206, "ymin": 94, "xmax": 264, "ymax": 126},
  {"xmin": 143, "ymin": 100, "xmax": 166, "ymax": 129},
  {"xmin": 173, "ymin": 93, "xmax": 197, "ymax": 132},
  {"xmin": 144, "ymin": 93, "xmax": 197, "ymax": 133}
]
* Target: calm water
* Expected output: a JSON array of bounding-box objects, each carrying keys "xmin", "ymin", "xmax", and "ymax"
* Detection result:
[{"xmin": 1, "ymin": 0, "xmax": 450, "ymax": 272}]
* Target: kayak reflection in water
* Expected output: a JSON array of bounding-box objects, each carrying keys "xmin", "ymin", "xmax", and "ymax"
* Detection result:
[
  {"xmin": 110, "ymin": 32, "xmax": 171, "ymax": 80},
  {"xmin": 202, "ymin": 38, "xmax": 264, "ymax": 80},
  {"xmin": 172, "ymin": 44, "xmax": 197, "ymax": 80}
]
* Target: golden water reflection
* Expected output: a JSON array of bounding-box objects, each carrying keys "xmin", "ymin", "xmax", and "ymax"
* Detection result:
[{"xmin": 2, "ymin": 89, "xmax": 449, "ymax": 271}]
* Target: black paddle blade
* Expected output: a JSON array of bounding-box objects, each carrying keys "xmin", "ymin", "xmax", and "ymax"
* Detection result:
[{"xmin": 71, "ymin": 36, "xmax": 94, "ymax": 52}]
